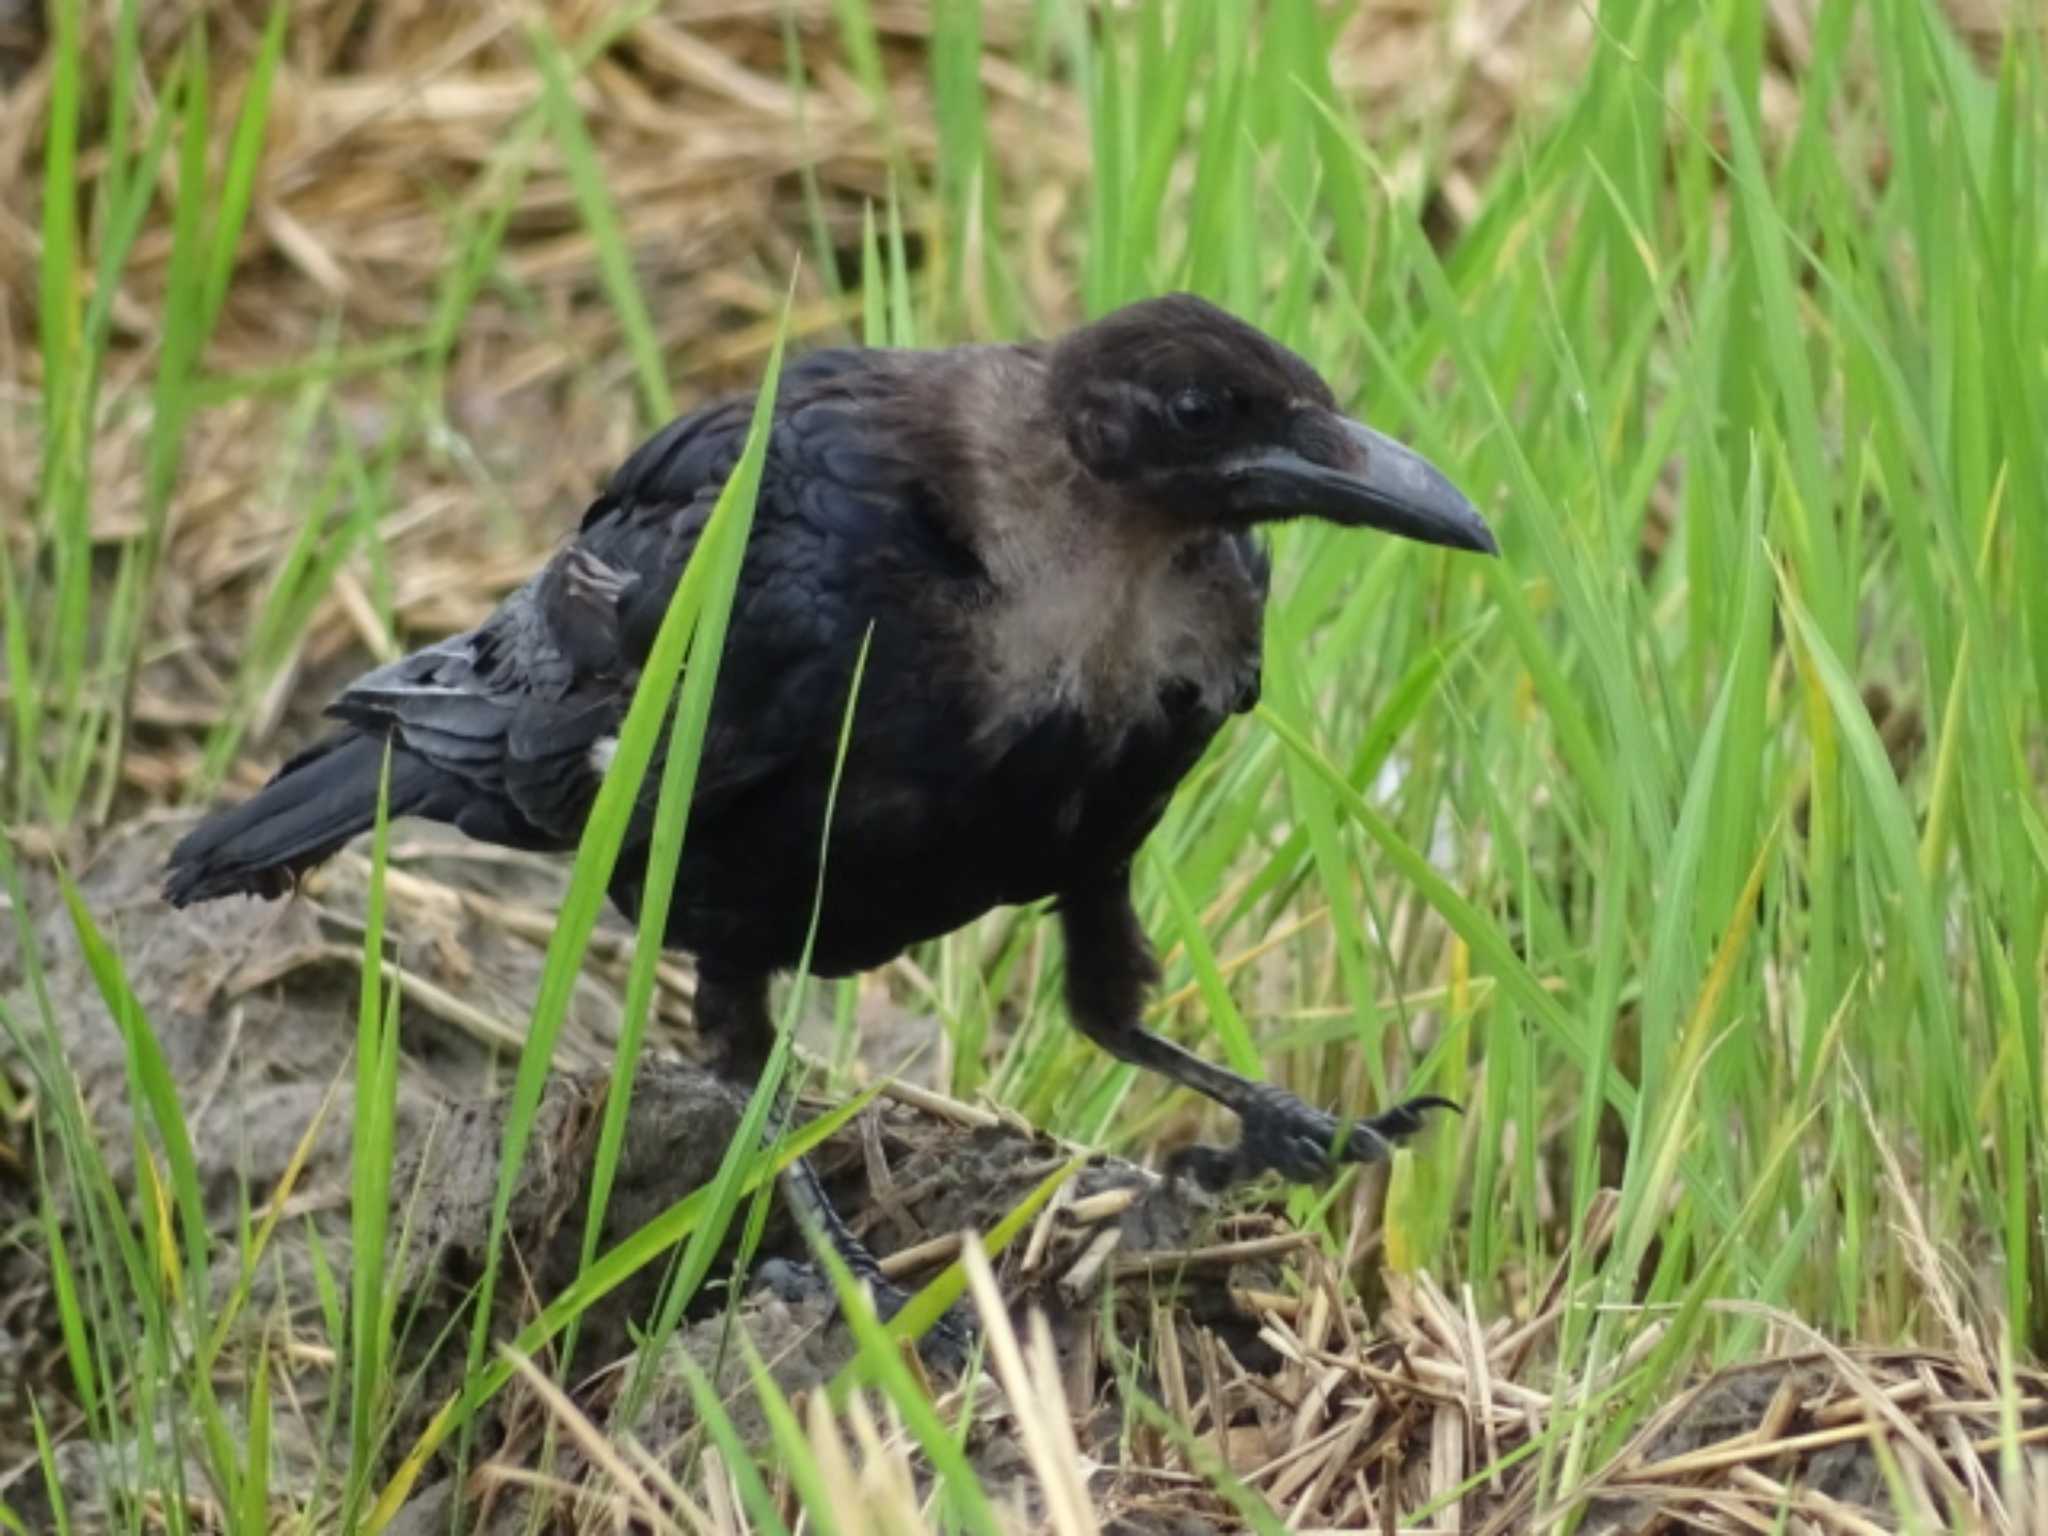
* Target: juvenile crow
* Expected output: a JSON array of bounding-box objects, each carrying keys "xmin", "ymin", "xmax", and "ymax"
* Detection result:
[{"xmin": 166, "ymin": 294, "xmax": 1495, "ymax": 1318}]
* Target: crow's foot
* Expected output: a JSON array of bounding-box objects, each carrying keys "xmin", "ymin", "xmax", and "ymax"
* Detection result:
[
  {"xmin": 1168, "ymin": 1086, "xmax": 1459, "ymax": 1192},
  {"xmin": 868, "ymin": 1274, "xmax": 977, "ymax": 1373},
  {"xmin": 765, "ymin": 1249, "xmax": 976, "ymax": 1371}
]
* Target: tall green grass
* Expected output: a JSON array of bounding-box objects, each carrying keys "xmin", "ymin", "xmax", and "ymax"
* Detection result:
[{"xmin": 3, "ymin": 0, "xmax": 2044, "ymax": 1528}]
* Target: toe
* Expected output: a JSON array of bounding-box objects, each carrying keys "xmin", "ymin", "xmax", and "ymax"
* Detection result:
[
  {"xmin": 916, "ymin": 1306, "xmax": 979, "ymax": 1371},
  {"xmin": 1374, "ymin": 1095, "xmax": 1462, "ymax": 1139},
  {"xmin": 1231, "ymin": 1084, "xmax": 1455, "ymax": 1185},
  {"xmin": 1335, "ymin": 1121, "xmax": 1394, "ymax": 1164},
  {"xmin": 1270, "ymin": 1144, "xmax": 1319, "ymax": 1181},
  {"xmin": 1166, "ymin": 1142, "xmax": 1243, "ymax": 1191}
]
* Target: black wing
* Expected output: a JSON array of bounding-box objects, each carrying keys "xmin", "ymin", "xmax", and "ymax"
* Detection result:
[{"xmin": 326, "ymin": 349, "xmax": 949, "ymax": 849}]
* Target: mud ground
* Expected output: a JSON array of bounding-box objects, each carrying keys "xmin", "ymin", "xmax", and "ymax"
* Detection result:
[
  {"xmin": 12, "ymin": 824, "xmax": 2033, "ymax": 1533},
  {"xmin": 0, "ymin": 819, "xmax": 1281, "ymax": 1531}
]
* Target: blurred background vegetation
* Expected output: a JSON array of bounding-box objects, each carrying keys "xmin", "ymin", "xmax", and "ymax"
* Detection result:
[{"xmin": 2, "ymin": 1, "xmax": 2045, "ymax": 1530}]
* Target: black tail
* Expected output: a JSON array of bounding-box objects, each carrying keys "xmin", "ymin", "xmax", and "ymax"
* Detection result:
[{"xmin": 164, "ymin": 732, "xmax": 447, "ymax": 907}]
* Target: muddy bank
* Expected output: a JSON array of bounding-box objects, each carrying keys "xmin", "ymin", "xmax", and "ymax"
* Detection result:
[{"xmin": 0, "ymin": 821, "xmax": 1283, "ymax": 1530}]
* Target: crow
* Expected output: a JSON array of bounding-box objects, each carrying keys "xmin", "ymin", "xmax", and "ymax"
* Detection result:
[{"xmin": 165, "ymin": 293, "xmax": 1496, "ymax": 1330}]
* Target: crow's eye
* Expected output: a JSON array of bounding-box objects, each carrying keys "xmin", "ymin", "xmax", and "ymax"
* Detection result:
[{"xmin": 1166, "ymin": 386, "xmax": 1226, "ymax": 437}]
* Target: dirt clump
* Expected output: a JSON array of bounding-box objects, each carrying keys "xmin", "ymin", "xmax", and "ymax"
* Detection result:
[{"xmin": 2, "ymin": 819, "xmax": 1271, "ymax": 1529}]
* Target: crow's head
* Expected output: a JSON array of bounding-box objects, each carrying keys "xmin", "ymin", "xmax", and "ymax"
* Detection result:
[{"xmin": 1047, "ymin": 293, "xmax": 1497, "ymax": 555}]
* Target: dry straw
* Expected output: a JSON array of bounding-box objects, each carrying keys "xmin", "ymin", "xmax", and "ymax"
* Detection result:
[{"xmin": 1, "ymin": 2, "xmax": 2034, "ymax": 1530}]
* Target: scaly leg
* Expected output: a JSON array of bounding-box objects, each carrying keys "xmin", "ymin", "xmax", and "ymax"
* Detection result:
[
  {"xmin": 1058, "ymin": 876, "xmax": 1456, "ymax": 1191},
  {"xmin": 697, "ymin": 969, "xmax": 973, "ymax": 1361}
]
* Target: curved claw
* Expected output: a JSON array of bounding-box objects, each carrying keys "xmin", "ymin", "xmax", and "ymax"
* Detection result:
[
  {"xmin": 1168, "ymin": 1085, "xmax": 1456, "ymax": 1192},
  {"xmin": 1336, "ymin": 1093, "xmax": 1463, "ymax": 1159}
]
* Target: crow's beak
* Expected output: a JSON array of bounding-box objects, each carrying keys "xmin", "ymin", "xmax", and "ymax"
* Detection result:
[{"xmin": 1223, "ymin": 417, "xmax": 1498, "ymax": 555}]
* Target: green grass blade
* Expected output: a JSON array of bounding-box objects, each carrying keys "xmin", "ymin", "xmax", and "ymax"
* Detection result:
[{"xmin": 528, "ymin": 17, "xmax": 674, "ymax": 425}]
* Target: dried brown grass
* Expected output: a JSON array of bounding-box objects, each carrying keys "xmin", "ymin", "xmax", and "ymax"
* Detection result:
[
  {"xmin": 520, "ymin": 1215, "xmax": 2047, "ymax": 1534},
  {"xmin": 2, "ymin": 0, "xmax": 2015, "ymax": 803},
  {"xmin": 0, "ymin": 1, "xmax": 1603, "ymax": 774},
  {"xmin": 216, "ymin": 843, "xmax": 2048, "ymax": 1533},
  {"xmin": 3, "ymin": 2, "xmax": 2038, "ymax": 1530}
]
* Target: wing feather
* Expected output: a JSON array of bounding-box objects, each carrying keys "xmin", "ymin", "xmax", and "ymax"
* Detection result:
[{"xmin": 321, "ymin": 348, "xmax": 944, "ymax": 851}]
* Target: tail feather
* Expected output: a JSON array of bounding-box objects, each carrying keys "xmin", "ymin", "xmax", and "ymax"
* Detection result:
[{"xmin": 164, "ymin": 732, "xmax": 441, "ymax": 907}]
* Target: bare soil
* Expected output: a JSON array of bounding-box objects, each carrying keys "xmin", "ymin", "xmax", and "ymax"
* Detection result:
[
  {"xmin": 10, "ymin": 824, "xmax": 2044, "ymax": 1531},
  {"xmin": 0, "ymin": 820, "xmax": 1287, "ymax": 1530}
]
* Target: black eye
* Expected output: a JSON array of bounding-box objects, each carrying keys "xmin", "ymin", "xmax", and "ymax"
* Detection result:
[{"xmin": 1167, "ymin": 386, "xmax": 1226, "ymax": 436}]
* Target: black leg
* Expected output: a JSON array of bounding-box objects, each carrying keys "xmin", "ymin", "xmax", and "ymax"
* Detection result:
[
  {"xmin": 694, "ymin": 969, "xmax": 973, "ymax": 1363},
  {"xmin": 693, "ymin": 966, "xmax": 778, "ymax": 1082},
  {"xmin": 1059, "ymin": 874, "xmax": 1456, "ymax": 1191}
]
